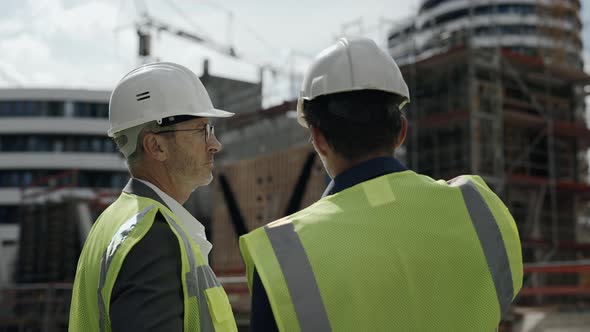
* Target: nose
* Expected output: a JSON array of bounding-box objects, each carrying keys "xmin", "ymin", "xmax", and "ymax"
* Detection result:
[{"xmin": 207, "ymin": 132, "xmax": 222, "ymax": 154}]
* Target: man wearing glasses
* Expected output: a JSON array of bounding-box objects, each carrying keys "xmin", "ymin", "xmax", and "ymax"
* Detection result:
[{"xmin": 69, "ymin": 62, "xmax": 238, "ymax": 331}]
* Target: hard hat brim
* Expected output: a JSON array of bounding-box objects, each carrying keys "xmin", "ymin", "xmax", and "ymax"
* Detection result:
[
  {"xmin": 108, "ymin": 108, "xmax": 235, "ymax": 137},
  {"xmin": 198, "ymin": 108, "xmax": 235, "ymax": 118},
  {"xmin": 296, "ymin": 97, "xmax": 309, "ymax": 128}
]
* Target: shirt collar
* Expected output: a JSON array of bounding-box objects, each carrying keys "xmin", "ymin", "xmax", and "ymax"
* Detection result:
[
  {"xmin": 322, "ymin": 156, "xmax": 407, "ymax": 197},
  {"xmin": 126, "ymin": 178, "xmax": 212, "ymax": 261}
]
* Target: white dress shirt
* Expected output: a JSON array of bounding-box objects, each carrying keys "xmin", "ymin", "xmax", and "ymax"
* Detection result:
[{"xmin": 135, "ymin": 178, "xmax": 213, "ymax": 262}]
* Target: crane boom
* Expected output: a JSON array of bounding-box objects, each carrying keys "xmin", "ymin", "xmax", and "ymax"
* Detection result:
[{"xmin": 137, "ymin": 13, "xmax": 236, "ymax": 62}]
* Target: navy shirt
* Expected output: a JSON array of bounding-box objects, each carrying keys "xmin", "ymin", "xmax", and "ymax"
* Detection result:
[{"xmin": 250, "ymin": 156, "xmax": 407, "ymax": 331}]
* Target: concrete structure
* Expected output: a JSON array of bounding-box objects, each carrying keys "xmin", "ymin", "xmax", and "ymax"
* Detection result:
[
  {"xmin": 388, "ymin": 0, "xmax": 583, "ymax": 69},
  {"xmin": 0, "ymin": 225, "xmax": 18, "ymax": 287},
  {"xmin": 388, "ymin": 0, "xmax": 590, "ymax": 307},
  {"xmin": 200, "ymin": 59, "xmax": 262, "ymax": 115},
  {"xmin": 0, "ymin": 88, "xmax": 128, "ymax": 217},
  {"xmin": 0, "ymin": 88, "xmax": 128, "ymax": 290}
]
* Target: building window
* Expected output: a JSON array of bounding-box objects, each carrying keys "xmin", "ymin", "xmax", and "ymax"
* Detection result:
[
  {"xmin": 104, "ymin": 139, "xmax": 116, "ymax": 153},
  {"xmin": 78, "ymin": 139, "xmax": 89, "ymax": 151},
  {"xmin": 0, "ymin": 135, "xmax": 120, "ymax": 153},
  {"xmin": 22, "ymin": 172, "xmax": 33, "ymax": 186},
  {"xmin": 47, "ymin": 101, "xmax": 64, "ymax": 116},
  {"xmin": 74, "ymin": 102, "xmax": 109, "ymax": 118},
  {"xmin": 0, "ymin": 170, "xmax": 128, "ymax": 188},
  {"xmin": 0, "ymin": 102, "xmax": 11, "ymax": 116},
  {"xmin": 97, "ymin": 104, "xmax": 109, "ymax": 118},
  {"xmin": 0, "ymin": 101, "xmax": 51, "ymax": 116},
  {"xmin": 0, "ymin": 206, "xmax": 19, "ymax": 224},
  {"xmin": 74, "ymin": 102, "xmax": 89, "ymax": 117},
  {"xmin": 91, "ymin": 138, "xmax": 102, "ymax": 152}
]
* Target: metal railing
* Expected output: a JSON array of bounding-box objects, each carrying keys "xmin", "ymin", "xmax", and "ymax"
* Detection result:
[{"xmin": 0, "ymin": 276, "xmax": 251, "ymax": 332}]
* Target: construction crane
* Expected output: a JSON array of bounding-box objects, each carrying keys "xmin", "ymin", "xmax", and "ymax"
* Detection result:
[
  {"xmin": 136, "ymin": 12, "xmax": 236, "ymax": 64},
  {"xmin": 126, "ymin": 1, "xmax": 308, "ymax": 103}
]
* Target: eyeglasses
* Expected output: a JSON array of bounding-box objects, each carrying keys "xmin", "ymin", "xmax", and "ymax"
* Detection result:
[{"xmin": 156, "ymin": 123, "xmax": 215, "ymax": 143}]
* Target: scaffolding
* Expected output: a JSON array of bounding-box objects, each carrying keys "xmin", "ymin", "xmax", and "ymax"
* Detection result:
[
  {"xmin": 400, "ymin": 7, "xmax": 590, "ymax": 303},
  {"xmin": 0, "ymin": 171, "xmax": 120, "ymax": 331}
]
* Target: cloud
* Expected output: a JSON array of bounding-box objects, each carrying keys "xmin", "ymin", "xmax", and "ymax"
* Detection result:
[
  {"xmin": 0, "ymin": 60, "xmax": 29, "ymax": 86},
  {"xmin": 52, "ymin": 1, "xmax": 119, "ymax": 41},
  {"xmin": 0, "ymin": 19, "xmax": 25, "ymax": 35},
  {"xmin": 0, "ymin": 0, "xmax": 135, "ymax": 88},
  {"xmin": 0, "ymin": 33, "xmax": 51, "ymax": 65}
]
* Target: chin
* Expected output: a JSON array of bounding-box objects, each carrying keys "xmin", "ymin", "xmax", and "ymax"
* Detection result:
[
  {"xmin": 204, "ymin": 174, "xmax": 213, "ymax": 185},
  {"xmin": 187, "ymin": 173, "xmax": 214, "ymax": 192},
  {"xmin": 197, "ymin": 173, "xmax": 214, "ymax": 187}
]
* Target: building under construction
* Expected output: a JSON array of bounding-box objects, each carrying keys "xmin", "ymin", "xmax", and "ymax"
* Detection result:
[
  {"xmin": 204, "ymin": 47, "xmax": 590, "ymax": 329},
  {"xmin": 207, "ymin": 0, "xmax": 590, "ymax": 327},
  {"xmin": 386, "ymin": 0, "xmax": 590, "ymax": 311},
  {"xmin": 402, "ymin": 44, "xmax": 590, "ymax": 299}
]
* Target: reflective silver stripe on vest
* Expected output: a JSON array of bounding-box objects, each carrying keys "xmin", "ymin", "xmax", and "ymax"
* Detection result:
[
  {"xmin": 163, "ymin": 213, "xmax": 219, "ymax": 332},
  {"xmin": 265, "ymin": 222, "xmax": 332, "ymax": 331},
  {"xmin": 98, "ymin": 205, "xmax": 155, "ymax": 332},
  {"xmin": 450, "ymin": 178, "xmax": 514, "ymax": 317}
]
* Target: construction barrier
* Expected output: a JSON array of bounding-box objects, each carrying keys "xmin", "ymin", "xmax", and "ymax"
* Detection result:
[{"xmin": 520, "ymin": 260, "xmax": 590, "ymax": 297}]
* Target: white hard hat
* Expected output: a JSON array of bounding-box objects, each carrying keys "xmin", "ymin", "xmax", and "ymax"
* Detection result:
[
  {"xmin": 296, "ymin": 37, "xmax": 410, "ymax": 127},
  {"xmin": 108, "ymin": 62, "xmax": 234, "ymax": 137}
]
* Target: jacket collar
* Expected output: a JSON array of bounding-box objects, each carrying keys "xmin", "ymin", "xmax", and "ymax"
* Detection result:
[
  {"xmin": 123, "ymin": 178, "xmax": 171, "ymax": 211},
  {"xmin": 322, "ymin": 156, "xmax": 407, "ymax": 197}
]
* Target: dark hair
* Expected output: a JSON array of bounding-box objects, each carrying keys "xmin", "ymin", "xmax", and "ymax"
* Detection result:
[{"xmin": 302, "ymin": 89, "xmax": 405, "ymax": 161}]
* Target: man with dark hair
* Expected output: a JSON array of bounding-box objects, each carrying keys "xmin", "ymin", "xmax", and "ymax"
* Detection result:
[
  {"xmin": 240, "ymin": 37, "xmax": 522, "ymax": 331},
  {"xmin": 303, "ymin": 90, "xmax": 405, "ymax": 160}
]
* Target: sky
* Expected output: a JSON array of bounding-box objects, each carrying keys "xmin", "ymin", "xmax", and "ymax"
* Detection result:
[
  {"xmin": 0, "ymin": 0, "xmax": 420, "ymax": 104},
  {"xmin": 0, "ymin": 0, "xmax": 588, "ymax": 106}
]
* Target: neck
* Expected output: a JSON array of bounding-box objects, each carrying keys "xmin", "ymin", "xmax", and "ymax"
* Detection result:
[
  {"xmin": 133, "ymin": 168, "xmax": 191, "ymax": 204},
  {"xmin": 330, "ymin": 150, "xmax": 393, "ymax": 178}
]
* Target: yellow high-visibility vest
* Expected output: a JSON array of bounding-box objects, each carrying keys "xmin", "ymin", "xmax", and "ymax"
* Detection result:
[
  {"xmin": 241, "ymin": 172, "xmax": 523, "ymax": 331},
  {"xmin": 69, "ymin": 181, "xmax": 236, "ymax": 331}
]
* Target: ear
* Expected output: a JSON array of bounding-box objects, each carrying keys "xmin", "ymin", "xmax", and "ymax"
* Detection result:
[
  {"xmin": 395, "ymin": 115, "xmax": 408, "ymax": 149},
  {"xmin": 143, "ymin": 133, "xmax": 168, "ymax": 162},
  {"xmin": 310, "ymin": 126, "xmax": 330, "ymax": 157}
]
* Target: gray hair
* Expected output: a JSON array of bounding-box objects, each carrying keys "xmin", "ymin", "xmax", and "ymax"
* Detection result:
[{"xmin": 113, "ymin": 121, "xmax": 176, "ymax": 173}]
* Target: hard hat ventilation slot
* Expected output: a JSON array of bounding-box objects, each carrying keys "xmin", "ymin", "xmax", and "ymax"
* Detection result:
[{"xmin": 136, "ymin": 91, "xmax": 151, "ymax": 101}]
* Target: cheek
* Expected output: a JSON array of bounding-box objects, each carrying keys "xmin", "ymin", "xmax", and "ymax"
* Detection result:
[
  {"xmin": 187, "ymin": 146, "xmax": 208, "ymax": 167},
  {"xmin": 170, "ymin": 146, "xmax": 194, "ymax": 169}
]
